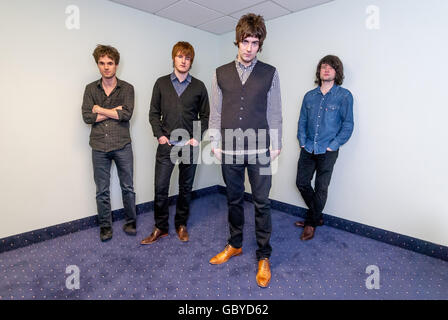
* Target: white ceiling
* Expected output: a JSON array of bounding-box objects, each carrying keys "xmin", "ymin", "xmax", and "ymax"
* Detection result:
[{"xmin": 109, "ymin": 0, "xmax": 335, "ymax": 34}]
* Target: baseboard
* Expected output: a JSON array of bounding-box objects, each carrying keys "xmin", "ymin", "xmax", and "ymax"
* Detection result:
[
  {"xmin": 1, "ymin": 184, "xmax": 447, "ymax": 262},
  {"xmin": 216, "ymin": 186, "xmax": 448, "ymax": 262},
  {"xmin": 0, "ymin": 185, "xmax": 219, "ymax": 254}
]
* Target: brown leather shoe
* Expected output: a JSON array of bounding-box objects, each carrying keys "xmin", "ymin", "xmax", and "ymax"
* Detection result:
[
  {"xmin": 140, "ymin": 227, "xmax": 168, "ymax": 245},
  {"xmin": 256, "ymin": 258, "xmax": 271, "ymax": 288},
  {"xmin": 294, "ymin": 219, "xmax": 324, "ymax": 228},
  {"xmin": 209, "ymin": 244, "xmax": 242, "ymax": 265},
  {"xmin": 176, "ymin": 225, "xmax": 189, "ymax": 242},
  {"xmin": 300, "ymin": 225, "xmax": 315, "ymax": 241}
]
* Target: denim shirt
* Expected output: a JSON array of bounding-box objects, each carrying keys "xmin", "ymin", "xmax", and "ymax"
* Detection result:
[{"xmin": 297, "ymin": 85, "xmax": 354, "ymax": 154}]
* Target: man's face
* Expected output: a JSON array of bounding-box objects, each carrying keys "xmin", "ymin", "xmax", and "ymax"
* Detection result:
[
  {"xmin": 174, "ymin": 51, "xmax": 192, "ymax": 74},
  {"xmin": 238, "ymin": 36, "xmax": 259, "ymax": 65},
  {"xmin": 97, "ymin": 55, "xmax": 117, "ymax": 80},
  {"xmin": 320, "ymin": 63, "xmax": 336, "ymax": 83}
]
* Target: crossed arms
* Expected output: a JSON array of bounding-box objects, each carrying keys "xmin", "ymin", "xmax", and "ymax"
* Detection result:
[{"xmin": 91, "ymin": 105, "xmax": 122, "ymax": 122}]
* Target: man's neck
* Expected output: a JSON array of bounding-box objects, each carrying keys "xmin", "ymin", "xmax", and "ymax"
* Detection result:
[
  {"xmin": 174, "ymin": 69, "xmax": 188, "ymax": 82},
  {"xmin": 320, "ymin": 81, "xmax": 335, "ymax": 95},
  {"xmin": 102, "ymin": 76, "xmax": 117, "ymax": 89}
]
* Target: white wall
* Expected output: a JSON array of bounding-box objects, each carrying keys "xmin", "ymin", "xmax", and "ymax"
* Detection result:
[
  {"xmin": 1, "ymin": 0, "xmax": 447, "ymax": 247},
  {"xmin": 0, "ymin": 0, "xmax": 221, "ymax": 238},
  {"xmin": 218, "ymin": 0, "xmax": 448, "ymax": 246}
]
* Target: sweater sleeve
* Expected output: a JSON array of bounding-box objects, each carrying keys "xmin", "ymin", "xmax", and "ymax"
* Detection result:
[{"xmin": 149, "ymin": 80, "xmax": 163, "ymax": 139}]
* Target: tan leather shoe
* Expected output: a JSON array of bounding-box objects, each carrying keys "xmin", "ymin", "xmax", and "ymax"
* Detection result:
[
  {"xmin": 300, "ymin": 225, "xmax": 315, "ymax": 241},
  {"xmin": 140, "ymin": 227, "xmax": 168, "ymax": 245},
  {"xmin": 209, "ymin": 244, "xmax": 242, "ymax": 265},
  {"xmin": 176, "ymin": 225, "xmax": 189, "ymax": 242},
  {"xmin": 256, "ymin": 258, "xmax": 271, "ymax": 288}
]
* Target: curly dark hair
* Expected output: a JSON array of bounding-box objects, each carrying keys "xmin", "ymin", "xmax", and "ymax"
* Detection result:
[
  {"xmin": 315, "ymin": 55, "xmax": 344, "ymax": 86},
  {"xmin": 234, "ymin": 13, "xmax": 267, "ymax": 52},
  {"xmin": 92, "ymin": 44, "xmax": 120, "ymax": 65}
]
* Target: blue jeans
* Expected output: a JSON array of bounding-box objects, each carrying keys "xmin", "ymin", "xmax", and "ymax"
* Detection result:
[{"xmin": 92, "ymin": 143, "xmax": 136, "ymax": 228}]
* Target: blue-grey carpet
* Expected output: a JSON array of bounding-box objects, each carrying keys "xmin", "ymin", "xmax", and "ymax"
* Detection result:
[{"xmin": 1, "ymin": 193, "xmax": 447, "ymax": 300}]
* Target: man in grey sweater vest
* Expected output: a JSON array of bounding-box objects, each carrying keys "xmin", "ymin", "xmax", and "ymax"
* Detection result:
[{"xmin": 208, "ymin": 14, "xmax": 282, "ymax": 288}]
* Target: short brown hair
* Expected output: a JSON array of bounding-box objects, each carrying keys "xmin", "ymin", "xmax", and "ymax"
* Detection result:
[
  {"xmin": 172, "ymin": 41, "xmax": 195, "ymax": 66},
  {"xmin": 92, "ymin": 45, "xmax": 120, "ymax": 65},
  {"xmin": 234, "ymin": 13, "xmax": 267, "ymax": 52},
  {"xmin": 315, "ymin": 55, "xmax": 345, "ymax": 86}
]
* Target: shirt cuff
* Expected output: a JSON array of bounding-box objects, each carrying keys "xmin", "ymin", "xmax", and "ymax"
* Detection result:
[{"xmin": 328, "ymin": 140, "xmax": 340, "ymax": 151}]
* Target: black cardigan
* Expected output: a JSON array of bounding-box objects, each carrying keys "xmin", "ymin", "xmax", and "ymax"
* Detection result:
[{"xmin": 149, "ymin": 74, "xmax": 210, "ymax": 140}]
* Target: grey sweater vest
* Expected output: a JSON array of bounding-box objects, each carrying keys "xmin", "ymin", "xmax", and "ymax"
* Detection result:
[{"xmin": 217, "ymin": 61, "xmax": 275, "ymax": 151}]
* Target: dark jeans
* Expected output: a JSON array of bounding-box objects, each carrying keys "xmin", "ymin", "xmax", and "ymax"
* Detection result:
[
  {"xmin": 221, "ymin": 152, "xmax": 272, "ymax": 260},
  {"xmin": 92, "ymin": 143, "xmax": 136, "ymax": 228},
  {"xmin": 296, "ymin": 148, "xmax": 339, "ymax": 227},
  {"xmin": 154, "ymin": 143, "xmax": 198, "ymax": 232}
]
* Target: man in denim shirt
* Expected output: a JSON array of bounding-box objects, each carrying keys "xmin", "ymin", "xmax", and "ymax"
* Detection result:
[{"xmin": 295, "ymin": 55, "xmax": 354, "ymax": 241}]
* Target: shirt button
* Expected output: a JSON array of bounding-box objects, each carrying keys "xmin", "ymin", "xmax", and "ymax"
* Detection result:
[
  {"xmin": 239, "ymin": 117, "xmax": 242, "ymax": 120},
  {"xmin": 241, "ymin": 97, "xmax": 244, "ymax": 100},
  {"xmin": 240, "ymin": 107, "xmax": 244, "ymax": 110}
]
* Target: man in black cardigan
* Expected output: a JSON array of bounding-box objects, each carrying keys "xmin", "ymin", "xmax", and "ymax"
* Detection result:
[{"xmin": 141, "ymin": 42, "xmax": 209, "ymax": 244}]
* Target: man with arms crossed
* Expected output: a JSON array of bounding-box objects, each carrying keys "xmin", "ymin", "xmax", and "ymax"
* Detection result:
[
  {"xmin": 208, "ymin": 14, "xmax": 282, "ymax": 288},
  {"xmin": 141, "ymin": 41, "xmax": 209, "ymax": 244},
  {"xmin": 295, "ymin": 55, "xmax": 354, "ymax": 241},
  {"xmin": 82, "ymin": 45, "xmax": 137, "ymax": 242}
]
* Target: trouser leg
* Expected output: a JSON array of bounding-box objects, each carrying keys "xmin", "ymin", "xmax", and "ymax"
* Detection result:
[
  {"xmin": 247, "ymin": 153, "xmax": 272, "ymax": 260},
  {"xmin": 92, "ymin": 149, "xmax": 112, "ymax": 228},
  {"xmin": 296, "ymin": 149, "xmax": 318, "ymax": 226},
  {"xmin": 221, "ymin": 161, "xmax": 246, "ymax": 249},
  {"xmin": 154, "ymin": 144, "xmax": 175, "ymax": 232},
  {"xmin": 113, "ymin": 143, "xmax": 136, "ymax": 224},
  {"xmin": 175, "ymin": 147, "xmax": 197, "ymax": 228},
  {"xmin": 313, "ymin": 150, "xmax": 339, "ymax": 223}
]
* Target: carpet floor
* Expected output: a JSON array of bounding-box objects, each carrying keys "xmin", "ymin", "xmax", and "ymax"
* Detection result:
[{"xmin": 1, "ymin": 193, "xmax": 447, "ymax": 300}]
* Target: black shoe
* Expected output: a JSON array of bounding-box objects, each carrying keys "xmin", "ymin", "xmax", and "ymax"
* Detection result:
[
  {"xmin": 123, "ymin": 222, "xmax": 137, "ymax": 236},
  {"xmin": 294, "ymin": 219, "xmax": 324, "ymax": 228},
  {"xmin": 100, "ymin": 227, "xmax": 113, "ymax": 242}
]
